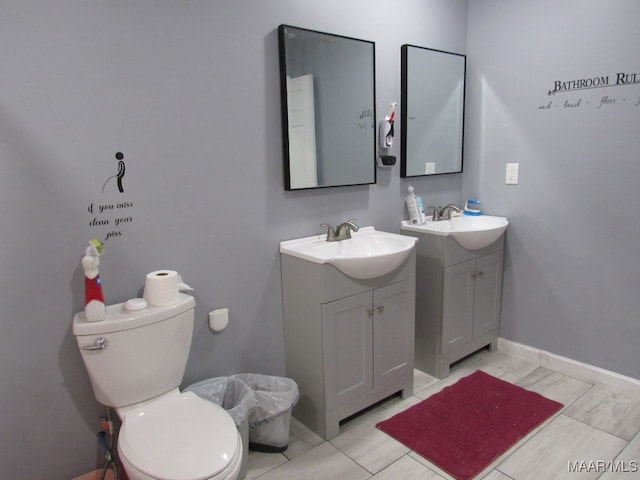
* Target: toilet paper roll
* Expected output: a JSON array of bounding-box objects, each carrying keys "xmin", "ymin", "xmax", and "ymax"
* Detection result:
[{"xmin": 143, "ymin": 270, "xmax": 180, "ymax": 306}]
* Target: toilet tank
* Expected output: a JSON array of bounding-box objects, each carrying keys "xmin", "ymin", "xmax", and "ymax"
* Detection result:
[{"xmin": 73, "ymin": 294, "xmax": 196, "ymax": 408}]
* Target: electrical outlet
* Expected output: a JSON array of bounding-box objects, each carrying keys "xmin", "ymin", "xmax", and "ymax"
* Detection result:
[{"xmin": 506, "ymin": 163, "xmax": 519, "ymax": 185}]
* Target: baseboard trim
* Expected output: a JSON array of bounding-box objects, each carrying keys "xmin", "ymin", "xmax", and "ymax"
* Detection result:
[{"xmin": 497, "ymin": 338, "xmax": 640, "ymax": 389}]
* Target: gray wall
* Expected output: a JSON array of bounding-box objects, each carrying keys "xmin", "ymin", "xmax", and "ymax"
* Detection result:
[
  {"xmin": 465, "ymin": 1, "xmax": 640, "ymax": 378},
  {"xmin": 0, "ymin": 0, "xmax": 467, "ymax": 477},
  {"xmin": 4, "ymin": 1, "xmax": 638, "ymax": 477}
]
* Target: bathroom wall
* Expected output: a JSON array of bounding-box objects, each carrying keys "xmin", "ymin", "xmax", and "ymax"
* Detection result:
[
  {"xmin": 0, "ymin": 0, "xmax": 467, "ymax": 477},
  {"xmin": 465, "ymin": 0, "xmax": 640, "ymax": 378}
]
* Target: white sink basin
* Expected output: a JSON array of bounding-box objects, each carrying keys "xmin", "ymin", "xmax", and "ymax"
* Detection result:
[
  {"xmin": 401, "ymin": 215, "xmax": 508, "ymax": 250},
  {"xmin": 280, "ymin": 227, "xmax": 417, "ymax": 279}
]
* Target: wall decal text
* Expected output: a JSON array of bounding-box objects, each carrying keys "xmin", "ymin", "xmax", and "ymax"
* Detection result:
[
  {"xmin": 539, "ymin": 70, "xmax": 639, "ymax": 112},
  {"xmin": 548, "ymin": 72, "xmax": 640, "ymax": 95},
  {"xmin": 87, "ymin": 152, "xmax": 135, "ymax": 242}
]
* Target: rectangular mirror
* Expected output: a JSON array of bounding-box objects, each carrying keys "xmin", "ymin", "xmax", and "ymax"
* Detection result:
[
  {"xmin": 278, "ymin": 25, "xmax": 376, "ymax": 190},
  {"xmin": 401, "ymin": 44, "xmax": 466, "ymax": 177}
]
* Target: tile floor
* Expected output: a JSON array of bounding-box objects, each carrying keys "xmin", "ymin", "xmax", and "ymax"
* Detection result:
[{"xmin": 245, "ymin": 348, "xmax": 640, "ymax": 480}]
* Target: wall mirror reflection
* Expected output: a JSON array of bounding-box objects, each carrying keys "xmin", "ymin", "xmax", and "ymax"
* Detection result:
[
  {"xmin": 401, "ymin": 44, "xmax": 466, "ymax": 177},
  {"xmin": 278, "ymin": 25, "xmax": 376, "ymax": 190}
]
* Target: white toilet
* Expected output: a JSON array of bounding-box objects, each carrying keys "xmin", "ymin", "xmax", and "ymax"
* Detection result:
[{"xmin": 73, "ymin": 293, "xmax": 243, "ymax": 480}]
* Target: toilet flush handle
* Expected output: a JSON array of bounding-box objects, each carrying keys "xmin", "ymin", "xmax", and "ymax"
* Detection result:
[{"xmin": 81, "ymin": 337, "xmax": 108, "ymax": 351}]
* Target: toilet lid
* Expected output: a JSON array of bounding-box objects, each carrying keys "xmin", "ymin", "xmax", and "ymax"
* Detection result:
[{"xmin": 119, "ymin": 391, "xmax": 239, "ymax": 480}]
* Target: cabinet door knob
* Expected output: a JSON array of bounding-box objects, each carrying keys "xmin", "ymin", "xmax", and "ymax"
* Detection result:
[
  {"xmin": 376, "ymin": 305, "xmax": 385, "ymax": 313},
  {"xmin": 477, "ymin": 271, "xmax": 484, "ymax": 277},
  {"xmin": 367, "ymin": 307, "xmax": 374, "ymax": 317}
]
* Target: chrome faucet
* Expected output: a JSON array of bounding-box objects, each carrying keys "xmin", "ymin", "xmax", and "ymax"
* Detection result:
[
  {"xmin": 427, "ymin": 204, "xmax": 461, "ymax": 221},
  {"xmin": 336, "ymin": 219, "xmax": 359, "ymax": 240},
  {"xmin": 439, "ymin": 204, "xmax": 461, "ymax": 220},
  {"xmin": 320, "ymin": 219, "xmax": 359, "ymax": 242},
  {"xmin": 320, "ymin": 223, "xmax": 337, "ymax": 242},
  {"xmin": 428, "ymin": 206, "xmax": 441, "ymax": 221}
]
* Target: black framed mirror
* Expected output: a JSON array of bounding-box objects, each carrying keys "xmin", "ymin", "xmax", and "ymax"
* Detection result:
[
  {"xmin": 278, "ymin": 25, "xmax": 376, "ymax": 190},
  {"xmin": 401, "ymin": 44, "xmax": 466, "ymax": 177}
]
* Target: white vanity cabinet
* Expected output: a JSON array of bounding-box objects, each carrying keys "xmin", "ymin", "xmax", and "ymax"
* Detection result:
[
  {"xmin": 402, "ymin": 229, "xmax": 504, "ymax": 378},
  {"xmin": 281, "ymin": 252, "xmax": 415, "ymax": 440}
]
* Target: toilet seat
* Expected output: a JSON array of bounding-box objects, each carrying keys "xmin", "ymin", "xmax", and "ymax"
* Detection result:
[{"xmin": 118, "ymin": 391, "xmax": 242, "ymax": 480}]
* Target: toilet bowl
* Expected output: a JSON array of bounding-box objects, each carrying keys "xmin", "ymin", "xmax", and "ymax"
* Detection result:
[
  {"xmin": 73, "ymin": 294, "xmax": 242, "ymax": 480},
  {"xmin": 117, "ymin": 390, "xmax": 242, "ymax": 480}
]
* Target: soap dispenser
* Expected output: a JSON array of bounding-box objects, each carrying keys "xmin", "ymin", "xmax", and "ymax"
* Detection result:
[
  {"xmin": 405, "ymin": 186, "xmax": 426, "ymax": 224},
  {"xmin": 378, "ymin": 102, "xmax": 396, "ymax": 167}
]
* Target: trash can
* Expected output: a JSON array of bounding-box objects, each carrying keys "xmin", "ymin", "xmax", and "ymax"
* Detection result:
[
  {"xmin": 231, "ymin": 374, "xmax": 299, "ymax": 453},
  {"xmin": 185, "ymin": 377, "xmax": 257, "ymax": 479}
]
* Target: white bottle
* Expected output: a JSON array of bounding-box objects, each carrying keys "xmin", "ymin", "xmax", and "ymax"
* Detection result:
[{"xmin": 405, "ymin": 186, "xmax": 426, "ymax": 224}]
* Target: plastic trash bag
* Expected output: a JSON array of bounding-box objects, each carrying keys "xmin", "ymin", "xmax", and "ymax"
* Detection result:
[
  {"xmin": 185, "ymin": 377, "xmax": 257, "ymax": 430},
  {"xmin": 230, "ymin": 374, "xmax": 299, "ymax": 452}
]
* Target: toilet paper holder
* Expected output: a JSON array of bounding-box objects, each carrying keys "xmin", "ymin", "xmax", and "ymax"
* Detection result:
[{"xmin": 209, "ymin": 308, "xmax": 229, "ymax": 332}]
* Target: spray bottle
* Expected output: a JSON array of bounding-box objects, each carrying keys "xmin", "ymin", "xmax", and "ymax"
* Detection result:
[
  {"xmin": 82, "ymin": 239, "xmax": 106, "ymax": 322},
  {"xmin": 405, "ymin": 185, "xmax": 426, "ymax": 224}
]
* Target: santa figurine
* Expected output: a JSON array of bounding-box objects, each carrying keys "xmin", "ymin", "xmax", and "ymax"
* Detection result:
[{"xmin": 82, "ymin": 240, "xmax": 106, "ymax": 322}]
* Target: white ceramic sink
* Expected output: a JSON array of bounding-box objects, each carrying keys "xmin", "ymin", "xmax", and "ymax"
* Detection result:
[
  {"xmin": 401, "ymin": 215, "xmax": 508, "ymax": 250},
  {"xmin": 280, "ymin": 226, "xmax": 417, "ymax": 279}
]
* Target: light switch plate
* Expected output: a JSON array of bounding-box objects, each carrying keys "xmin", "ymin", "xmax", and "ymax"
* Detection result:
[
  {"xmin": 506, "ymin": 163, "xmax": 519, "ymax": 184},
  {"xmin": 425, "ymin": 162, "xmax": 436, "ymax": 174}
]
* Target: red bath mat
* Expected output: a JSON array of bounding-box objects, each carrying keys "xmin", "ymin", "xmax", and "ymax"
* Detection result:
[{"xmin": 376, "ymin": 370, "xmax": 563, "ymax": 480}]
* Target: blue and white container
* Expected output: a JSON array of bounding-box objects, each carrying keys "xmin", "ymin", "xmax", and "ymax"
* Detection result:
[{"xmin": 464, "ymin": 199, "xmax": 482, "ymax": 216}]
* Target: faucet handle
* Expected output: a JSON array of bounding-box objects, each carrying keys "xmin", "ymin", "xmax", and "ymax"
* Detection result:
[
  {"xmin": 320, "ymin": 223, "xmax": 336, "ymax": 242},
  {"xmin": 428, "ymin": 206, "xmax": 440, "ymax": 221},
  {"xmin": 334, "ymin": 219, "xmax": 359, "ymax": 241},
  {"xmin": 439, "ymin": 204, "xmax": 461, "ymax": 220}
]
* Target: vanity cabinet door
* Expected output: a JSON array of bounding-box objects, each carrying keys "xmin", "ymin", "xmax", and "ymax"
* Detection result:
[
  {"xmin": 322, "ymin": 291, "xmax": 373, "ymax": 410},
  {"xmin": 373, "ymin": 280, "xmax": 413, "ymax": 386},
  {"xmin": 472, "ymin": 251, "xmax": 503, "ymax": 338},
  {"xmin": 442, "ymin": 260, "xmax": 475, "ymax": 354}
]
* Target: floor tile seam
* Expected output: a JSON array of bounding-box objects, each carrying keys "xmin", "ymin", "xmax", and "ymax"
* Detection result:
[
  {"xmin": 550, "ymin": 367, "xmax": 597, "ymax": 390},
  {"xmin": 626, "ymin": 428, "xmax": 640, "ymax": 444},
  {"xmin": 262, "ymin": 441, "xmax": 373, "ymax": 479},
  {"xmin": 488, "ymin": 412, "xmax": 565, "ymax": 474},
  {"xmin": 251, "ymin": 441, "xmax": 330, "ymax": 479},
  {"xmin": 329, "ymin": 427, "xmax": 415, "ymax": 475},
  {"xmin": 493, "ymin": 466, "xmax": 517, "ymax": 479},
  {"xmin": 524, "ymin": 365, "xmax": 596, "ymax": 409},
  {"xmin": 341, "ymin": 448, "xmax": 381, "ymax": 478},
  {"xmin": 327, "ymin": 440, "xmax": 390, "ymax": 476},
  {"xmin": 562, "ymin": 403, "xmax": 610, "ymax": 433},
  {"xmin": 554, "ymin": 412, "xmax": 631, "ymax": 457},
  {"xmin": 557, "ymin": 380, "xmax": 640, "ymax": 433},
  {"xmin": 411, "ymin": 382, "xmax": 434, "ymax": 397},
  {"xmin": 249, "ymin": 454, "xmax": 289, "ymax": 480},
  {"xmin": 328, "ymin": 437, "xmax": 365, "ymax": 467},
  {"xmin": 565, "ymin": 414, "xmax": 637, "ymax": 444},
  {"xmin": 407, "ymin": 451, "xmax": 459, "ymax": 480},
  {"xmin": 367, "ymin": 454, "xmax": 425, "ymax": 479},
  {"xmin": 547, "ymin": 380, "xmax": 595, "ymax": 415},
  {"xmin": 310, "ymin": 443, "xmax": 376, "ymax": 480}
]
